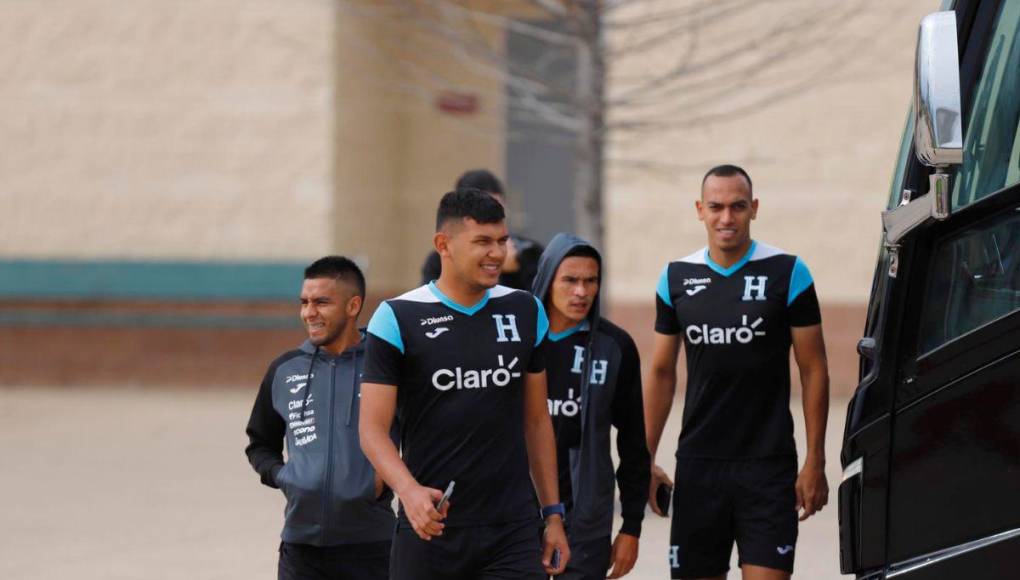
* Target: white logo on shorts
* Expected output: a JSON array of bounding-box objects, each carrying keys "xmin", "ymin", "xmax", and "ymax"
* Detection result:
[{"xmin": 777, "ymin": 545, "xmax": 794, "ymax": 555}]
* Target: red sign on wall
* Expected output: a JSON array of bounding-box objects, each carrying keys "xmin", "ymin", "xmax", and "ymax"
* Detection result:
[{"xmin": 435, "ymin": 91, "xmax": 480, "ymax": 115}]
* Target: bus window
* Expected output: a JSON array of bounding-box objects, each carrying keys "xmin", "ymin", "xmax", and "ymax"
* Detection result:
[{"xmin": 953, "ymin": 1, "xmax": 1020, "ymax": 208}]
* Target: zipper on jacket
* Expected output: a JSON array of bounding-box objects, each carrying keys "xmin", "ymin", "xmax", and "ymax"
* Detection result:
[
  {"xmin": 345, "ymin": 352, "xmax": 359, "ymax": 426},
  {"xmin": 321, "ymin": 359, "xmax": 337, "ymax": 544}
]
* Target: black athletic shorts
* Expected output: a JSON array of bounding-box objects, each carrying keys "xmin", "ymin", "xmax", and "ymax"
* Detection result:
[
  {"xmin": 278, "ymin": 540, "xmax": 390, "ymax": 580},
  {"xmin": 553, "ymin": 534, "xmax": 611, "ymax": 580},
  {"xmin": 669, "ymin": 457, "xmax": 798, "ymax": 578},
  {"xmin": 390, "ymin": 518, "xmax": 546, "ymax": 580}
]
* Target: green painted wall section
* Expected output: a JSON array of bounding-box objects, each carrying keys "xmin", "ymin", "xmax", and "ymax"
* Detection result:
[{"xmin": 0, "ymin": 259, "xmax": 305, "ymax": 301}]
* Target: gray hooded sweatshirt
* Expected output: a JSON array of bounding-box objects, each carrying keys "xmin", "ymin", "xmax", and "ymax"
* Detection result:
[
  {"xmin": 532, "ymin": 233, "xmax": 651, "ymax": 542},
  {"xmin": 245, "ymin": 336, "xmax": 396, "ymax": 546}
]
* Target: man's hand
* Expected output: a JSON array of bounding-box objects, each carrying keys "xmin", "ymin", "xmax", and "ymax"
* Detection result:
[
  {"xmin": 398, "ymin": 483, "xmax": 447, "ymax": 540},
  {"xmin": 648, "ymin": 463, "xmax": 673, "ymax": 516},
  {"xmin": 607, "ymin": 532, "xmax": 639, "ymax": 579},
  {"xmin": 795, "ymin": 462, "xmax": 828, "ymax": 521},
  {"xmin": 541, "ymin": 515, "xmax": 570, "ymax": 575}
]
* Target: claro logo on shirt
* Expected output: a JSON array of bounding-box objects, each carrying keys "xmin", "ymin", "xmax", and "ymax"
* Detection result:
[
  {"xmin": 431, "ymin": 355, "xmax": 522, "ymax": 391},
  {"xmin": 686, "ymin": 315, "xmax": 766, "ymax": 345}
]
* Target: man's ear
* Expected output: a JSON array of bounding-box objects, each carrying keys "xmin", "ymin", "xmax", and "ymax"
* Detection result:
[
  {"xmin": 346, "ymin": 294, "xmax": 363, "ymax": 319},
  {"xmin": 750, "ymin": 198, "xmax": 759, "ymax": 220},
  {"xmin": 695, "ymin": 199, "xmax": 705, "ymax": 222},
  {"xmin": 434, "ymin": 231, "xmax": 451, "ymax": 257}
]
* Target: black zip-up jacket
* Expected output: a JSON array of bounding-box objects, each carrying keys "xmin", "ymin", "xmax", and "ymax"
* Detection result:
[
  {"xmin": 532, "ymin": 234, "xmax": 651, "ymax": 542},
  {"xmin": 245, "ymin": 336, "xmax": 396, "ymax": 546}
]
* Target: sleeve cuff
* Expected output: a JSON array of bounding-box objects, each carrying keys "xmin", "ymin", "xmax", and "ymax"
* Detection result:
[
  {"xmin": 619, "ymin": 518, "xmax": 642, "ymax": 538},
  {"xmin": 267, "ymin": 463, "xmax": 284, "ymax": 489}
]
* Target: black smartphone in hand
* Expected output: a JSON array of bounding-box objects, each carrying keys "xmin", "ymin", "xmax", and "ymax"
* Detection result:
[
  {"xmin": 655, "ymin": 482, "xmax": 672, "ymax": 517},
  {"xmin": 551, "ymin": 548, "xmax": 561, "ymax": 570}
]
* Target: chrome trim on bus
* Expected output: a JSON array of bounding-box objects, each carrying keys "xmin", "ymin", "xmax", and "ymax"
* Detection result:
[
  {"xmin": 842, "ymin": 457, "xmax": 863, "ymax": 483},
  {"xmin": 886, "ymin": 527, "xmax": 1020, "ymax": 577}
]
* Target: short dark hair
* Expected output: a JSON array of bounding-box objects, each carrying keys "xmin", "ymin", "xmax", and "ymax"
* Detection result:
[
  {"xmin": 436, "ymin": 188, "xmax": 506, "ymax": 231},
  {"xmin": 303, "ymin": 256, "xmax": 366, "ymax": 299},
  {"xmin": 563, "ymin": 245, "xmax": 601, "ymax": 263},
  {"xmin": 702, "ymin": 164, "xmax": 753, "ymax": 195},
  {"xmin": 455, "ymin": 169, "xmax": 505, "ymax": 196},
  {"xmin": 562, "ymin": 245, "xmax": 601, "ymax": 278}
]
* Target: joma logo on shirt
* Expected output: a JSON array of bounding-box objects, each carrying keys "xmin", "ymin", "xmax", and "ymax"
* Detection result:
[
  {"xmin": 431, "ymin": 355, "xmax": 522, "ymax": 391},
  {"xmin": 686, "ymin": 315, "xmax": 766, "ymax": 345}
]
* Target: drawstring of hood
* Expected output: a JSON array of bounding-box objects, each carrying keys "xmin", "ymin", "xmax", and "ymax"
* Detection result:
[
  {"xmin": 345, "ymin": 349, "xmax": 360, "ymax": 426},
  {"xmin": 301, "ymin": 346, "xmax": 320, "ymax": 420}
]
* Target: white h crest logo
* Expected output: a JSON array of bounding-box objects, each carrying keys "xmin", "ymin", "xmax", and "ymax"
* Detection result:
[
  {"xmin": 668, "ymin": 546, "xmax": 680, "ymax": 569},
  {"xmin": 492, "ymin": 314, "xmax": 521, "ymax": 343},
  {"xmin": 570, "ymin": 345, "xmax": 608, "ymax": 385},
  {"xmin": 571, "ymin": 346, "xmax": 586, "ymax": 374},
  {"xmin": 742, "ymin": 275, "xmax": 768, "ymax": 301}
]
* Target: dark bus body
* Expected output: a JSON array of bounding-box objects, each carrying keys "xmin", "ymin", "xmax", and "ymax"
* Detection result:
[{"xmin": 839, "ymin": 1, "xmax": 1020, "ymax": 578}]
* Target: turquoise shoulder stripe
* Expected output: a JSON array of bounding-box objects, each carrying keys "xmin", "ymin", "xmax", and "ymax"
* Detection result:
[
  {"xmin": 656, "ymin": 264, "xmax": 671, "ymax": 304},
  {"xmin": 788, "ymin": 257, "xmax": 814, "ymax": 306},
  {"xmin": 367, "ymin": 301, "xmax": 404, "ymax": 353},
  {"xmin": 533, "ymin": 295, "xmax": 549, "ymax": 346}
]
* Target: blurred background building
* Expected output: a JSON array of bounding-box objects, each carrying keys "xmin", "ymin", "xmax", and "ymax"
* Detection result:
[{"xmin": 0, "ymin": 0, "xmax": 935, "ymax": 391}]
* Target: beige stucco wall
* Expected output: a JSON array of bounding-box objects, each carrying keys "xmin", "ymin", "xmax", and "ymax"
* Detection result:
[
  {"xmin": 0, "ymin": 0, "xmax": 937, "ymax": 305},
  {"xmin": 0, "ymin": 0, "xmax": 336, "ymax": 261},
  {"xmin": 333, "ymin": 6, "xmax": 505, "ymax": 291},
  {"xmin": 605, "ymin": 1, "xmax": 937, "ymax": 303}
]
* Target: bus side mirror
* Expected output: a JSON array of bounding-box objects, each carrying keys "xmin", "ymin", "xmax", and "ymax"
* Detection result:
[
  {"xmin": 882, "ymin": 10, "xmax": 964, "ymax": 252},
  {"xmin": 914, "ymin": 11, "xmax": 963, "ymax": 168}
]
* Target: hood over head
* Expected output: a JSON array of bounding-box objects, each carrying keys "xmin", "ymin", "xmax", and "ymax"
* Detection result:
[{"xmin": 532, "ymin": 233, "xmax": 603, "ymax": 327}]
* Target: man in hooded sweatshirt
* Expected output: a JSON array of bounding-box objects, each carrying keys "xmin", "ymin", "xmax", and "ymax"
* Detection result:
[
  {"xmin": 532, "ymin": 234, "xmax": 651, "ymax": 580},
  {"xmin": 245, "ymin": 256, "xmax": 396, "ymax": 580}
]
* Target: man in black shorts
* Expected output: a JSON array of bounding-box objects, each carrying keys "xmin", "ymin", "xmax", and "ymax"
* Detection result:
[
  {"xmin": 531, "ymin": 234, "xmax": 650, "ymax": 579},
  {"xmin": 420, "ymin": 169, "xmax": 544, "ymax": 290},
  {"xmin": 644, "ymin": 165, "xmax": 830, "ymax": 580},
  {"xmin": 359, "ymin": 189, "xmax": 570, "ymax": 579},
  {"xmin": 245, "ymin": 256, "xmax": 395, "ymax": 580}
]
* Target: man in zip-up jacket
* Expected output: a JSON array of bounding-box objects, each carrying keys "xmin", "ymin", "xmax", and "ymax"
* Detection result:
[
  {"xmin": 532, "ymin": 234, "xmax": 651, "ymax": 579},
  {"xmin": 246, "ymin": 256, "xmax": 396, "ymax": 580}
]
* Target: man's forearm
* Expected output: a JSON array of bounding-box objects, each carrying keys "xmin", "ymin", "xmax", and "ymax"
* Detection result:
[
  {"xmin": 361, "ymin": 422, "xmax": 417, "ymax": 495},
  {"xmin": 644, "ymin": 367, "xmax": 676, "ymax": 459},
  {"xmin": 800, "ymin": 364, "xmax": 829, "ymax": 464},
  {"xmin": 525, "ymin": 414, "xmax": 561, "ymax": 507}
]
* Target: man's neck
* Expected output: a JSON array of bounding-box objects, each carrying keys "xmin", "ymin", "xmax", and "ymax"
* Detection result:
[
  {"xmin": 321, "ymin": 324, "xmax": 361, "ymax": 355},
  {"xmin": 707, "ymin": 238, "xmax": 753, "ymax": 269},
  {"xmin": 435, "ymin": 274, "xmax": 488, "ymax": 307},
  {"xmin": 547, "ymin": 306, "xmax": 585, "ymax": 335}
]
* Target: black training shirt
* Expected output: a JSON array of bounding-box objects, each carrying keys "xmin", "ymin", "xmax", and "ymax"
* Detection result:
[
  {"xmin": 364, "ymin": 282, "xmax": 549, "ymax": 527},
  {"xmin": 655, "ymin": 241, "xmax": 821, "ymax": 459}
]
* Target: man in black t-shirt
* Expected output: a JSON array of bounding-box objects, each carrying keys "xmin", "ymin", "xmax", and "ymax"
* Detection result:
[
  {"xmin": 359, "ymin": 189, "xmax": 570, "ymax": 579},
  {"xmin": 644, "ymin": 165, "xmax": 830, "ymax": 580},
  {"xmin": 532, "ymin": 234, "xmax": 650, "ymax": 580},
  {"xmin": 420, "ymin": 169, "xmax": 544, "ymax": 290}
]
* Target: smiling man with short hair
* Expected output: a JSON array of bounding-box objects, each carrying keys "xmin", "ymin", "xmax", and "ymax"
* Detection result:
[
  {"xmin": 245, "ymin": 256, "xmax": 395, "ymax": 580},
  {"xmin": 359, "ymin": 188, "xmax": 570, "ymax": 580},
  {"xmin": 645, "ymin": 165, "xmax": 831, "ymax": 580}
]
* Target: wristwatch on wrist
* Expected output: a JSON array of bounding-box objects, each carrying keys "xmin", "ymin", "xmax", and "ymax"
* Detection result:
[{"xmin": 541, "ymin": 503, "xmax": 566, "ymax": 522}]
